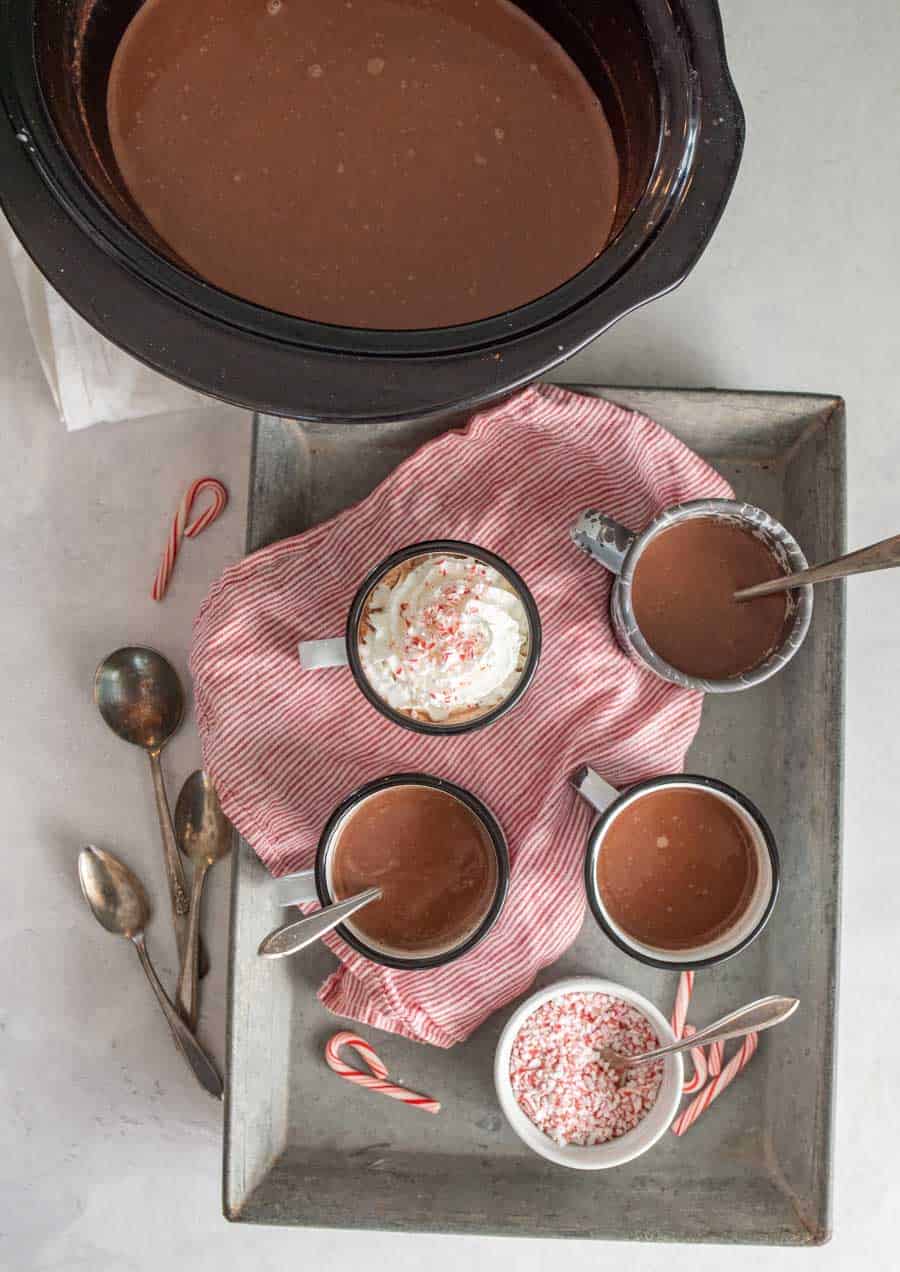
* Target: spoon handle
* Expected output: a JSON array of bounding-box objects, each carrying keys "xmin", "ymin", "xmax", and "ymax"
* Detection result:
[
  {"xmin": 176, "ymin": 860, "xmax": 209, "ymax": 1030},
  {"xmin": 258, "ymin": 888, "xmax": 383, "ymax": 959},
  {"xmin": 147, "ymin": 756, "xmax": 211, "ymax": 978},
  {"xmin": 148, "ymin": 748, "xmax": 191, "ymax": 958},
  {"xmin": 631, "ymin": 996, "xmax": 799, "ymax": 1067},
  {"xmin": 132, "ymin": 934, "xmax": 223, "ymax": 1099},
  {"xmin": 735, "ymin": 532, "xmax": 900, "ymax": 599}
]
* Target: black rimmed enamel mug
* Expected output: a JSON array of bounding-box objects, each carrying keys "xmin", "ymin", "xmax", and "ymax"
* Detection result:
[
  {"xmin": 572, "ymin": 765, "xmax": 779, "ymax": 971},
  {"xmin": 273, "ymin": 772, "xmax": 510, "ymax": 970},
  {"xmin": 298, "ymin": 540, "xmax": 541, "ymax": 735}
]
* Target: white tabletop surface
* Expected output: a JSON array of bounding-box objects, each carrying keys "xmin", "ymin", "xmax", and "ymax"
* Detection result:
[{"xmin": 3, "ymin": 2, "xmax": 897, "ymax": 1267}]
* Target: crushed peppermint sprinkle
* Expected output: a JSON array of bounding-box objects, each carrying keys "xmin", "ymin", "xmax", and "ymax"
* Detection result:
[
  {"xmin": 509, "ymin": 992, "xmax": 663, "ymax": 1147},
  {"xmin": 358, "ymin": 552, "xmax": 529, "ymax": 722}
]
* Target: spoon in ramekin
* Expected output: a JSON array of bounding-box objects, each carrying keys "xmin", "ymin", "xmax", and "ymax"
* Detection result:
[{"xmin": 598, "ymin": 994, "xmax": 798, "ymax": 1073}]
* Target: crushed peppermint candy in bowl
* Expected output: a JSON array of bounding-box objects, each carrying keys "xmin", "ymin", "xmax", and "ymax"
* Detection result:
[
  {"xmin": 494, "ymin": 978, "xmax": 684, "ymax": 1169},
  {"xmin": 510, "ymin": 992, "xmax": 664, "ymax": 1146}
]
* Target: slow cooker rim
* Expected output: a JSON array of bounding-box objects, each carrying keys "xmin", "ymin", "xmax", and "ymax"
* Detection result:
[
  {"xmin": 13, "ymin": 0, "xmax": 699, "ymax": 356},
  {"xmin": 0, "ymin": 0, "xmax": 744, "ymax": 420}
]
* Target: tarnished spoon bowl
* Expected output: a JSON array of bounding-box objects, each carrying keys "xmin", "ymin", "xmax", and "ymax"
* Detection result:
[
  {"xmin": 78, "ymin": 842, "xmax": 150, "ymax": 938},
  {"xmin": 94, "ymin": 646, "xmax": 184, "ymax": 750},
  {"xmin": 175, "ymin": 770, "xmax": 231, "ymax": 868}
]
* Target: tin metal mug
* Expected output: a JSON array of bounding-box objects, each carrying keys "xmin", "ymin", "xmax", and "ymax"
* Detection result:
[{"xmin": 571, "ymin": 497, "xmax": 814, "ymax": 692}]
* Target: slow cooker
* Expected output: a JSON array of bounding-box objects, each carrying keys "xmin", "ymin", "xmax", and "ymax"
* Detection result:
[{"xmin": 0, "ymin": 0, "xmax": 744, "ymax": 422}]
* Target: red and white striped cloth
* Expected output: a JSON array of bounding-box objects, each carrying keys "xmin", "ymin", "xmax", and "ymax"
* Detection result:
[{"xmin": 191, "ymin": 385, "xmax": 732, "ymax": 1047}]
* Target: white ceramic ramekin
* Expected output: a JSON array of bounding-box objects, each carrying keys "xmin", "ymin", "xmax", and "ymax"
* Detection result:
[{"xmin": 494, "ymin": 976, "xmax": 684, "ymax": 1170}]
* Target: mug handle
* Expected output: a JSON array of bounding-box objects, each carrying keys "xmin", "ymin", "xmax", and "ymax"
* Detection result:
[
  {"xmin": 570, "ymin": 510, "xmax": 637, "ymax": 575},
  {"xmin": 571, "ymin": 764, "xmax": 620, "ymax": 813},
  {"xmin": 298, "ymin": 638, "xmax": 348, "ymax": 669},
  {"xmin": 272, "ymin": 867, "xmax": 319, "ymax": 907}
]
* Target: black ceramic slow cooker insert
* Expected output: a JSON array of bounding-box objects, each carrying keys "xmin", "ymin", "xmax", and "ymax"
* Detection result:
[{"xmin": 0, "ymin": 0, "xmax": 744, "ymax": 422}]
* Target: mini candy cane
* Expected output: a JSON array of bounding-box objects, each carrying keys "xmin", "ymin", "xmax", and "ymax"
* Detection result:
[
  {"xmin": 670, "ymin": 971, "xmax": 708, "ymax": 1094},
  {"xmin": 151, "ymin": 477, "xmax": 228, "ymax": 601},
  {"xmin": 671, "ymin": 1031, "xmax": 758, "ymax": 1136},
  {"xmin": 324, "ymin": 1032, "xmax": 441, "ymax": 1115},
  {"xmin": 680, "ymin": 1024, "xmax": 708, "ymax": 1094}
]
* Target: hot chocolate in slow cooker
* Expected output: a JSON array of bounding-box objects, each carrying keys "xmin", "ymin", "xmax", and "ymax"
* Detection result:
[{"xmin": 0, "ymin": 0, "xmax": 743, "ymax": 422}]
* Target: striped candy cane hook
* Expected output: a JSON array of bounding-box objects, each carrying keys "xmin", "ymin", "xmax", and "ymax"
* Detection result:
[
  {"xmin": 151, "ymin": 477, "xmax": 228, "ymax": 601},
  {"xmin": 671, "ymin": 1032, "xmax": 758, "ymax": 1136},
  {"xmin": 669, "ymin": 971, "xmax": 758, "ymax": 1132},
  {"xmin": 324, "ymin": 1032, "xmax": 441, "ymax": 1115},
  {"xmin": 670, "ymin": 971, "xmax": 708, "ymax": 1094}
]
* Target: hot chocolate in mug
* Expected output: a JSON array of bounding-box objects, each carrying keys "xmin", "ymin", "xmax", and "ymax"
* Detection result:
[
  {"xmin": 298, "ymin": 539, "xmax": 542, "ymax": 734},
  {"xmin": 572, "ymin": 765, "xmax": 779, "ymax": 970},
  {"xmin": 571, "ymin": 498, "xmax": 813, "ymax": 692},
  {"xmin": 271, "ymin": 772, "xmax": 510, "ymax": 970}
]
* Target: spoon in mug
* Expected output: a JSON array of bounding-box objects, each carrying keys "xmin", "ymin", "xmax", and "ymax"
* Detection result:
[
  {"xmin": 174, "ymin": 771, "xmax": 232, "ymax": 1030},
  {"xmin": 598, "ymin": 995, "xmax": 799, "ymax": 1073},
  {"xmin": 734, "ymin": 532, "xmax": 900, "ymax": 600},
  {"xmin": 77, "ymin": 845, "xmax": 223, "ymax": 1099},
  {"xmin": 258, "ymin": 888, "xmax": 383, "ymax": 959}
]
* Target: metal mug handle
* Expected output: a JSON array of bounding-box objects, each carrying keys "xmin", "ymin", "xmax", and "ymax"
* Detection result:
[
  {"xmin": 272, "ymin": 867, "xmax": 320, "ymax": 907},
  {"xmin": 571, "ymin": 765, "xmax": 620, "ymax": 813},
  {"xmin": 298, "ymin": 638, "xmax": 348, "ymax": 669},
  {"xmin": 570, "ymin": 510, "xmax": 637, "ymax": 575}
]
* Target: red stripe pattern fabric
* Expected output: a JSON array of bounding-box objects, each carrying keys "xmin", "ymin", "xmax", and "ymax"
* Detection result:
[{"xmin": 190, "ymin": 385, "xmax": 733, "ymax": 1047}]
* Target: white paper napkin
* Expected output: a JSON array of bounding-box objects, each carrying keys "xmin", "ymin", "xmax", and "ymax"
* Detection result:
[{"xmin": 4, "ymin": 216, "xmax": 212, "ymax": 431}]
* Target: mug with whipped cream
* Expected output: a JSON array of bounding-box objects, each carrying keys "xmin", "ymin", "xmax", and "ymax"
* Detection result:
[{"xmin": 299, "ymin": 540, "xmax": 541, "ymax": 733}]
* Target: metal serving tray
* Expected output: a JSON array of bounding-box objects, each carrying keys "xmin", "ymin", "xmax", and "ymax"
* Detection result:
[{"xmin": 224, "ymin": 387, "xmax": 844, "ymax": 1244}]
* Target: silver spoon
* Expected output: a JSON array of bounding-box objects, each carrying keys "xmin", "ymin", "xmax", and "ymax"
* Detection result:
[
  {"xmin": 734, "ymin": 532, "xmax": 900, "ymax": 600},
  {"xmin": 77, "ymin": 845, "xmax": 223, "ymax": 1099},
  {"xmin": 174, "ymin": 771, "xmax": 232, "ymax": 1030},
  {"xmin": 258, "ymin": 888, "xmax": 383, "ymax": 959},
  {"xmin": 599, "ymin": 995, "xmax": 799, "ymax": 1073},
  {"xmin": 93, "ymin": 647, "xmax": 206, "ymax": 976}
]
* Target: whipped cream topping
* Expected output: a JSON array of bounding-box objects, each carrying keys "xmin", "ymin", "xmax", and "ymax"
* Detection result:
[{"xmin": 358, "ymin": 554, "xmax": 530, "ymax": 722}]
